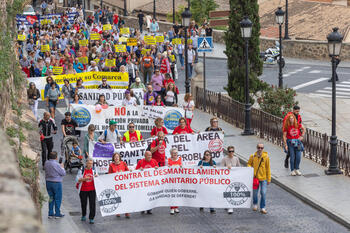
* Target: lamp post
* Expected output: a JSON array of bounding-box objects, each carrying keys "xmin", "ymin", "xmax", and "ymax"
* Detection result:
[
  {"xmin": 275, "ymin": 7, "xmax": 285, "ymax": 88},
  {"xmin": 284, "ymin": 0, "xmax": 290, "ymax": 39},
  {"xmin": 153, "ymin": 0, "xmax": 156, "ymax": 19},
  {"xmin": 173, "ymin": 0, "xmax": 175, "ymax": 24},
  {"xmin": 182, "ymin": 8, "xmax": 192, "ymax": 93},
  {"xmin": 240, "ymin": 16, "xmax": 254, "ymax": 136},
  {"xmin": 124, "ymin": 0, "xmax": 127, "ymax": 16},
  {"xmin": 325, "ymin": 27, "xmax": 343, "ymax": 175}
]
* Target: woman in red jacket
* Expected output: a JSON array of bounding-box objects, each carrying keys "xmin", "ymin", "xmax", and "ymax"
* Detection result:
[
  {"xmin": 172, "ymin": 117, "xmax": 194, "ymax": 135},
  {"xmin": 108, "ymin": 153, "xmax": 130, "ymax": 218}
]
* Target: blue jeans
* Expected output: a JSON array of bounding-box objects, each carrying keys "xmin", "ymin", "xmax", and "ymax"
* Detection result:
[
  {"xmin": 179, "ymin": 53, "xmax": 184, "ymax": 67},
  {"xmin": 187, "ymin": 63, "xmax": 193, "ymax": 78},
  {"xmin": 46, "ymin": 181, "xmax": 62, "ymax": 216},
  {"xmin": 253, "ymin": 180, "xmax": 267, "ymax": 209},
  {"xmin": 287, "ymin": 139, "xmax": 301, "ymax": 171}
]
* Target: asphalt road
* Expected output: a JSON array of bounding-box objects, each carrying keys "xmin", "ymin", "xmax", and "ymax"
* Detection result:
[
  {"xmin": 175, "ymin": 58, "xmax": 350, "ymax": 99},
  {"xmin": 39, "ymin": 106, "xmax": 349, "ymax": 233}
]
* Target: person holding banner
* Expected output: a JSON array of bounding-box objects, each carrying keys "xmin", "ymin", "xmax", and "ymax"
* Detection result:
[
  {"xmin": 247, "ymin": 144, "xmax": 271, "ymax": 214},
  {"xmin": 221, "ymin": 146, "xmax": 240, "ymax": 214},
  {"xmin": 153, "ymin": 95, "xmax": 165, "ymax": 107},
  {"xmin": 123, "ymin": 122, "xmax": 143, "ymax": 142},
  {"xmin": 205, "ymin": 117, "xmax": 223, "ymax": 132},
  {"xmin": 27, "ymin": 82, "xmax": 41, "ymax": 121},
  {"xmin": 168, "ymin": 148, "xmax": 182, "ymax": 215},
  {"xmin": 95, "ymin": 94, "xmax": 109, "ymax": 106},
  {"xmin": 136, "ymin": 151, "xmax": 158, "ymax": 215},
  {"xmin": 98, "ymin": 120, "xmax": 122, "ymax": 143},
  {"xmin": 150, "ymin": 131, "xmax": 167, "ymax": 167},
  {"xmin": 76, "ymin": 158, "xmax": 98, "ymax": 224},
  {"xmin": 122, "ymin": 90, "xmax": 137, "ymax": 106},
  {"xmin": 98, "ymin": 78, "xmax": 111, "ymax": 89},
  {"xmin": 172, "ymin": 118, "xmax": 194, "ymax": 135},
  {"xmin": 198, "ymin": 150, "xmax": 217, "ymax": 214},
  {"xmin": 130, "ymin": 77, "xmax": 146, "ymax": 92},
  {"xmin": 108, "ymin": 152, "xmax": 131, "ymax": 218},
  {"xmin": 183, "ymin": 93, "xmax": 195, "ymax": 128},
  {"xmin": 151, "ymin": 118, "xmax": 168, "ymax": 137}
]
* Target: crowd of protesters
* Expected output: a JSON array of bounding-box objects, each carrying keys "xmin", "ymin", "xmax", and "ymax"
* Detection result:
[{"xmin": 25, "ymin": 4, "xmax": 275, "ymax": 225}]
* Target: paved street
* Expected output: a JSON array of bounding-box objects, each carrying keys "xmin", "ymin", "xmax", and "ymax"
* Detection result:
[
  {"xmin": 178, "ymin": 57, "xmax": 350, "ymax": 99},
  {"xmin": 39, "ymin": 106, "xmax": 349, "ymax": 233}
]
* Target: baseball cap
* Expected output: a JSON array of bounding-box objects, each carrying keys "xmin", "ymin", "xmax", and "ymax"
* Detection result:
[
  {"xmin": 135, "ymin": 77, "xmax": 141, "ymax": 82},
  {"xmin": 109, "ymin": 120, "xmax": 117, "ymax": 126},
  {"xmin": 125, "ymin": 90, "xmax": 130, "ymax": 95}
]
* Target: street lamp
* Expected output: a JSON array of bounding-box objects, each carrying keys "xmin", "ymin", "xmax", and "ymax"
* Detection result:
[
  {"xmin": 275, "ymin": 7, "xmax": 285, "ymax": 88},
  {"xmin": 325, "ymin": 27, "xmax": 343, "ymax": 175},
  {"xmin": 173, "ymin": 0, "xmax": 175, "ymax": 24},
  {"xmin": 284, "ymin": 0, "xmax": 290, "ymax": 39},
  {"xmin": 182, "ymin": 7, "xmax": 192, "ymax": 93},
  {"xmin": 153, "ymin": 0, "xmax": 156, "ymax": 20},
  {"xmin": 124, "ymin": 0, "xmax": 127, "ymax": 16},
  {"xmin": 240, "ymin": 16, "xmax": 254, "ymax": 136}
]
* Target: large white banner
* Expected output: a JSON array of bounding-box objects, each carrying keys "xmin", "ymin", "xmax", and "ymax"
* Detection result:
[
  {"xmin": 90, "ymin": 132, "xmax": 224, "ymax": 173},
  {"xmin": 95, "ymin": 167, "xmax": 253, "ymax": 216},
  {"xmin": 71, "ymin": 104, "xmax": 184, "ymax": 132},
  {"xmin": 77, "ymin": 88, "xmax": 144, "ymax": 105}
]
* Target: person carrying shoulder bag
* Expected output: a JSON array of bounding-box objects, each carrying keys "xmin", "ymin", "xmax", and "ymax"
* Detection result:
[{"xmin": 247, "ymin": 143, "xmax": 271, "ymax": 214}]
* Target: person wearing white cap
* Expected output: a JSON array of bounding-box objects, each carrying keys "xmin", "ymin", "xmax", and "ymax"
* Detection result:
[
  {"xmin": 87, "ymin": 61, "xmax": 99, "ymax": 72},
  {"xmin": 130, "ymin": 77, "xmax": 146, "ymax": 92}
]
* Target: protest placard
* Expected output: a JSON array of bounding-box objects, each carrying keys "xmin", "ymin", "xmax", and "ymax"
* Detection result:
[
  {"xmin": 120, "ymin": 27, "xmax": 130, "ymax": 35},
  {"xmin": 52, "ymin": 66, "xmax": 63, "ymax": 75},
  {"xmin": 119, "ymin": 37, "xmax": 128, "ymax": 43},
  {"xmin": 17, "ymin": 34, "xmax": 26, "ymax": 41},
  {"xmin": 41, "ymin": 44, "xmax": 50, "ymax": 52},
  {"xmin": 78, "ymin": 56, "xmax": 88, "ymax": 64},
  {"xmin": 155, "ymin": 36, "xmax": 164, "ymax": 43},
  {"xmin": 90, "ymin": 33, "xmax": 101, "ymax": 40},
  {"xmin": 127, "ymin": 38, "xmax": 137, "ymax": 46},
  {"xmin": 94, "ymin": 166, "xmax": 253, "ymax": 216},
  {"xmin": 105, "ymin": 59, "xmax": 116, "ymax": 67},
  {"xmin": 79, "ymin": 39, "xmax": 88, "ymax": 46},
  {"xmin": 103, "ymin": 24, "xmax": 112, "ymax": 31},
  {"xmin": 90, "ymin": 131, "xmax": 224, "ymax": 173},
  {"xmin": 115, "ymin": 44, "xmax": 126, "ymax": 53}
]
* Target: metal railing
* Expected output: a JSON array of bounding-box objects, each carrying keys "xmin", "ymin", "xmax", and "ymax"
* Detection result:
[{"xmin": 195, "ymin": 86, "xmax": 350, "ymax": 176}]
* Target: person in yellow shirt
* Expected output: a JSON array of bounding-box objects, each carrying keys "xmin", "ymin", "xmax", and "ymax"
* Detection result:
[{"xmin": 247, "ymin": 143, "xmax": 271, "ymax": 214}]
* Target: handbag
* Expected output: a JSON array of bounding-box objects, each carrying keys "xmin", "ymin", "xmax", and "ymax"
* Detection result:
[
  {"xmin": 185, "ymin": 102, "xmax": 192, "ymax": 119},
  {"xmin": 253, "ymin": 157, "xmax": 263, "ymax": 190}
]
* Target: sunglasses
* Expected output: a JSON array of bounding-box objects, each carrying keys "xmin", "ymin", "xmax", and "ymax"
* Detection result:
[
  {"xmin": 228, "ymin": 150, "xmax": 234, "ymax": 153},
  {"xmin": 129, "ymin": 126, "xmax": 135, "ymax": 128},
  {"xmin": 257, "ymin": 147, "xmax": 264, "ymax": 150}
]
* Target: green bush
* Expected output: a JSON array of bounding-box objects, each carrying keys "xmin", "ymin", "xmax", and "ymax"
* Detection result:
[{"xmin": 258, "ymin": 86, "xmax": 298, "ymax": 118}]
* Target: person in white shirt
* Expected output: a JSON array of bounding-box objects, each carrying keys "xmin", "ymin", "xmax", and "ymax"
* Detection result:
[
  {"xmin": 98, "ymin": 120, "xmax": 122, "ymax": 143},
  {"xmin": 122, "ymin": 90, "xmax": 137, "ymax": 106},
  {"xmin": 187, "ymin": 44, "xmax": 195, "ymax": 78},
  {"xmin": 87, "ymin": 61, "xmax": 100, "ymax": 72}
]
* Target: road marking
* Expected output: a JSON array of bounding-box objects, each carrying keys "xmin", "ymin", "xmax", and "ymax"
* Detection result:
[
  {"xmin": 324, "ymin": 87, "xmax": 350, "ymax": 92},
  {"xmin": 292, "ymin": 78, "xmax": 328, "ymax": 90},
  {"xmin": 310, "ymin": 93, "xmax": 350, "ymax": 99},
  {"xmin": 341, "ymin": 81, "xmax": 350, "ymax": 84},
  {"xmin": 316, "ymin": 90, "xmax": 350, "ymax": 95},
  {"xmin": 284, "ymin": 66, "xmax": 311, "ymax": 77},
  {"xmin": 336, "ymin": 84, "xmax": 350, "ymax": 88},
  {"xmin": 308, "ymin": 70, "xmax": 321, "ymax": 74}
]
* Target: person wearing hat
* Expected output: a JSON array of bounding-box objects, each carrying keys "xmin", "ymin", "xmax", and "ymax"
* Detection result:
[
  {"xmin": 130, "ymin": 77, "xmax": 146, "ymax": 92},
  {"xmin": 87, "ymin": 61, "xmax": 100, "ymax": 72},
  {"xmin": 123, "ymin": 122, "xmax": 143, "ymax": 142},
  {"xmin": 98, "ymin": 120, "xmax": 121, "ymax": 144},
  {"xmin": 122, "ymin": 90, "xmax": 137, "ymax": 106}
]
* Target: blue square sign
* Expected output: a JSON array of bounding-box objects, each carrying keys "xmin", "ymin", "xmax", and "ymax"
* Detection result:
[{"xmin": 198, "ymin": 37, "xmax": 213, "ymax": 52}]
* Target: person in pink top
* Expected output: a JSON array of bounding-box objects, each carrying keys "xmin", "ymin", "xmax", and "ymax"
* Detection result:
[{"xmin": 151, "ymin": 69, "xmax": 164, "ymax": 95}]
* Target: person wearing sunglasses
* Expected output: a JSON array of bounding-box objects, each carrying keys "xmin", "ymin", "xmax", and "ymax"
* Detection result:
[
  {"xmin": 247, "ymin": 144, "xmax": 271, "ymax": 214},
  {"xmin": 205, "ymin": 117, "xmax": 223, "ymax": 132},
  {"xmin": 122, "ymin": 122, "xmax": 143, "ymax": 142},
  {"xmin": 221, "ymin": 146, "xmax": 240, "ymax": 214}
]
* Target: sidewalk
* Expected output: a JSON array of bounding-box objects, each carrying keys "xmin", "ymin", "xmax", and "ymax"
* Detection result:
[{"xmin": 191, "ymin": 109, "xmax": 350, "ymax": 229}]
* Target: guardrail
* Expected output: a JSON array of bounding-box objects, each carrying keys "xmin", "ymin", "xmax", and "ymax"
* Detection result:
[{"xmin": 195, "ymin": 86, "xmax": 350, "ymax": 176}]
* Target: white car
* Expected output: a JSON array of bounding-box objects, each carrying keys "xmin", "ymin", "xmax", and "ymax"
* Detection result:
[{"xmin": 23, "ymin": 5, "xmax": 36, "ymax": 15}]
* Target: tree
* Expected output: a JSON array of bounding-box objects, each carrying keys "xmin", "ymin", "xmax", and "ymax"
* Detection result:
[
  {"xmin": 224, "ymin": 0, "xmax": 267, "ymax": 103},
  {"xmin": 190, "ymin": 0, "xmax": 218, "ymax": 24},
  {"xmin": 166, "ymin": 5, "xmax": 186, "ymax": 24}
]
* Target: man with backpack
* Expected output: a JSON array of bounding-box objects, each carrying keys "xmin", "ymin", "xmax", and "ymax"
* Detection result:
[
  {"xmin": 150, "ymin": 131, "xmax": 167, "ymax": 167},
  {"xmin": 98, "ymin": 120, "xmax": 121, "ymax": 143}
]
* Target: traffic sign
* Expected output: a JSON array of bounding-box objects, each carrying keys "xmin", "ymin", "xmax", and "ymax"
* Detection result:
[{"xmin": 198, "ymin": 37, "xmax": 213, "ymax": 52}]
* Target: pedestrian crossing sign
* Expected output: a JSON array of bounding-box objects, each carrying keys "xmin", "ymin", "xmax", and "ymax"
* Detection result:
[{"xmin": 198, "ymin": 37, "xmax": 213, "ymax": 52}]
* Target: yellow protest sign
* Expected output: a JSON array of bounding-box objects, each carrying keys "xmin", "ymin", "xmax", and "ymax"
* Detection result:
[
  {"xmin": 40, "ymin": 19, "xmax": 51, "ymax": 25},
  {"xmin": 120, "ymin": 27, "xmax": 130, "ymax": 35},
  {"xmin": 156, "ymin": 36, "xmax": 164, "ymax": 43},
  {"xmin": 105, "ymin": 59, "xmax": 116, "ymax": 67},
  {"xmin": 145, "ymin": 38, "xmax": 156, "ymax": 45},
  {"xmin": 119, "ymin": 37, "xmax": 128, "ymax": 43},
  {"xmin": 52, "ymin": 66, "xmax": 63, "ymax": 75},
  {"xmin": 115, "ymin": 44, "xmax": 126, "ymax": 53},
  {"xmin": 79, "ymin": 39, "xmax": 88, "ymax": 46},
  {"xmin": 103, "ymin": 24, "xmax": 112, "ymax": 31},
  {"xmin": 78, "ymin": 56, "xmax": 89, "ymax": 64},
  {"xmin": 127, "ymin": 38, "xmax": 138, "ymax": 46},
  {"xmin": 141, "ymin": 49, "xmax": 151, "ymax": 55},
  {"xmin": 188, "ymin": 39, "xmax": 193, "ymax": 44},
  {"xmin": 41, "ymin": 44, "xmax": 50, "ymax": 52},
  {"xmin": 144, "ymin": 35, "xmax": 153, "ymax": 41},
  {"xmin": 17, "ymin": 34, "xmax": 26, "ymax": 41},
  {"xmin": 90, "ymin": 33, "xmax": 100, "ymax": 40},
  {"xmin": 94, "ymin": 58, "xmax": 100, "ymax": 64},
  {"xmin": 172, "ymin": 38, "xmax": 182, "ymax": 45},
  {"xmin": 169, "ymin": 55, "xmax": 175, "ymax": 62}
]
